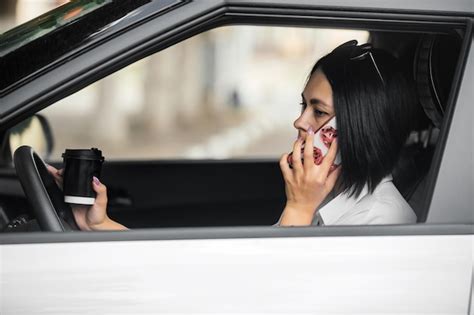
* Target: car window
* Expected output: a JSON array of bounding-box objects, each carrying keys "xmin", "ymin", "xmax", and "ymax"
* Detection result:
[
  {"xmin": 29, "ymin": 26, "xmax": 369, "ymax": 160},
  {"xmin": 1, "ymin": 0, "xmax": 470, "ymax": 236}
]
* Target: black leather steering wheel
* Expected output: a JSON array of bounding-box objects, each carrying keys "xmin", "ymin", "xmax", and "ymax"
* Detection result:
[{"xmin": 13, "ymin": 145, "xmax": 79, "ymax": 231}]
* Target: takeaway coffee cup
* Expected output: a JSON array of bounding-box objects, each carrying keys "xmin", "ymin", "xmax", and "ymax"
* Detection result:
[{"xmin": 62, "ymin": 148, "xmax": 105, "ymax": 205}]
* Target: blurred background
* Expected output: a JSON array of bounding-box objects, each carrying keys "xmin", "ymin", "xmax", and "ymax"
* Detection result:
[{"xmin": 2, "ymin": 0, "xmax": 368, "ymax": 161}]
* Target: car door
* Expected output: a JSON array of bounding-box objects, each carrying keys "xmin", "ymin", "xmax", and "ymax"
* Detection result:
[{"xmin": 1, "ymin": 0, "xmax": 472, "ymax": 314}]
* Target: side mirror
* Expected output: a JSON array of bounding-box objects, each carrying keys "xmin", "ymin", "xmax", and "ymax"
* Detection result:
[{"xmin": 9, "ymin": 115, "xmax": 54, "ymax": 161}]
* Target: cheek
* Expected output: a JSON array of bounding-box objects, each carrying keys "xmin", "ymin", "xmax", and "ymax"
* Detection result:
[{"xmin": 313, "ymin": 117, "xmax": 328, "ymax": 130}]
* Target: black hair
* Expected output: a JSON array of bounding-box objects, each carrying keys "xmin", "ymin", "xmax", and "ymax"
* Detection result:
[{"xmin": 309, "ymin": 41, "xmax": 416, "ymax": 197}]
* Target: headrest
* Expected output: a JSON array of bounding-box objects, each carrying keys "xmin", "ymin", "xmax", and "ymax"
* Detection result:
[{"xmin": 413, "ymin": 34, "xmax": 461, "ymax": 128}]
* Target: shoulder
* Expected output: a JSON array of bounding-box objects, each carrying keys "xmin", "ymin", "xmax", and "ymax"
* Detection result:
[
  {"xmin": 364, "ymin": 180, "xmax": 417, "ymax": 224},
  {"xmin": 320, "ymin": 176, "xmax": 417, "ymax": 226}
]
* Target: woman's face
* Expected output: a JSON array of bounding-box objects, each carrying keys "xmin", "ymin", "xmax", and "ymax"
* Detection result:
[{"xmin": 294, "ymin": 68, "xmax": 335, "ymax": 138}]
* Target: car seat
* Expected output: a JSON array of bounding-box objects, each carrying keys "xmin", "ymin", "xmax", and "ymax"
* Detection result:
[{"xmin": 390, "ymin": 33, "xmax": 462, "ymax": 222}]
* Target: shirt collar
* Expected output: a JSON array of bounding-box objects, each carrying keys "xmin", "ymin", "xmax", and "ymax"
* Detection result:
[{"xmin": 317, "ymin": 174, "xmax": 393, "ymax": 225}]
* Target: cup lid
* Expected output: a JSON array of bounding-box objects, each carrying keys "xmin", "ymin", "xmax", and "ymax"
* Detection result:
[{"xmin": 62, "ymin": 148, "xmax": 104, "ymax": 161}]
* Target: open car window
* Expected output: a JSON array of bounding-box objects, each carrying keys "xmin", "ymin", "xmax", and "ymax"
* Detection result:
[
  {"xmin": 34, "ymin": 26, "xmax": 369, "ymax": 160},
  {"xmin": 4, "ymin": 23, "xmax": 466, "ymax": 231},
  {"xmin": 0, "ymin": 0, "xmax": 471, "ymax": 234}
]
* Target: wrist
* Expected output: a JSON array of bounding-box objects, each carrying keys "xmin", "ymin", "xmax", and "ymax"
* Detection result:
[
  {"xmin": 76, "ymin": 220, "xmax": 92, "ymax": 231},
  {"xmin": 285, "ymin": 202, "xmax": 316, "ymax": 216},
  {"xmin": 89, "ymin": 216, "xmax": 128, "ymax": 231},
  {"xmin": 279, "ymin": 205, "xmax": 315, "ymax": 226},
  {"xmin": 88, "ymin": 216, "xmax": 112, "ymax": 231}
]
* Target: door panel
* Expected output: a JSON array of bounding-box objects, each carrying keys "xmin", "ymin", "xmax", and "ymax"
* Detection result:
[
  {"xmin": 96, "ymin": 160, "xmax": 285, "ymax": 228},
  {"xmin": 0, "ymin": 160, "xmax": 285, "ymax": 228},
  {"xmin": 1, "ymin": 234, "xmax": 471, "ymax": 314}
]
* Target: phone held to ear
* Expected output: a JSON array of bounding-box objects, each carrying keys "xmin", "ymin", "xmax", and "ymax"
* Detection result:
[{"xmin": 287, "ymin": 116, "xmax": 341, "ymax": 171}]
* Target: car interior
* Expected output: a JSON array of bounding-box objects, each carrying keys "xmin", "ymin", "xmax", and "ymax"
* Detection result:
[{"xmin": 0, "ymin": 27, "xmax": 463, "ymax": 232}]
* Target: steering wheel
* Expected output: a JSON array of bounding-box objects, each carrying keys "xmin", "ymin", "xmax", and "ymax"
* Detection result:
[{"xmin": 13, "ymin": 145, "xmax": 79, "ymax": 231}]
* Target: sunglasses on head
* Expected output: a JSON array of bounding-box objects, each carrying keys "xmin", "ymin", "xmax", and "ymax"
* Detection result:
[{"xmin": 333, "ymin": 40, "xmax": 385, "ymax": 85}]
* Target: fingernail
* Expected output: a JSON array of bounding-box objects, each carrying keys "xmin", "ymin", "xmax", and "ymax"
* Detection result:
[
  {"xmin": 298, "ymin": 136, "xmax": 303, "ymax": 141},
  {"xmin": 93, "ymin": 176, "xmax": 100, "ymax": 185},
  {"xmin": 308, "ymin": 127, "xmax": 314, "ymax": 135}
]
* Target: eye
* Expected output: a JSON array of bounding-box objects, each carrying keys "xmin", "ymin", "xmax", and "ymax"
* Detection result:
[{"xmin": 314, "ymin": 109, "xmax": 327, "ymax": 117}]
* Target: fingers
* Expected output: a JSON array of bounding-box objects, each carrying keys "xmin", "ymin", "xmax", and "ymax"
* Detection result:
[
  {"xmin": 321, "ymin": 138, "xmax": 338, "ymax": 176},
  {"xmin": 46, "ymin": 164, "xmax": 64, "ymax": 187},
  {"xmin": 303, "ymin": 127, "xmax": 315, "ymax": 170},
  {"xmin": 291, "ymin": 137, "xmax": 304, "ymax": 172},
  {"xmin": 46, "ymin": 164, "xmax": 58, "ymax": 174},
  {"xmin": 46, "ymin": 164, "xmax": 62, "ymax": 180},
  {"xmin": 92, "ymin": 176, "xmax": 108, "ymax": 210},
  {"xmin": 279, "ymin": 153, "xmax": 293, "ymax": 181}
]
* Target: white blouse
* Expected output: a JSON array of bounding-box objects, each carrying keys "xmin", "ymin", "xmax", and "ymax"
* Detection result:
[{"xmin": 313, "ymin": 175, "xmax": 417, "ymax": 225}]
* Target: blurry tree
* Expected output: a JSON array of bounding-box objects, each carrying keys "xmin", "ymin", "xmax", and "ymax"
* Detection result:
[
  {"xmin": 92, "ymin": 76, "xmax": 129, "ymax": 144},
  {"xmin": 140, "ymin": 35, "xmax": 210, "ymax": 135}
]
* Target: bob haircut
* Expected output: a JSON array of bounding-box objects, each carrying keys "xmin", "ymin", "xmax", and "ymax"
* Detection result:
[{"xmin": 309, "ymin": 41, "xmax": 416, "ymax": 197}]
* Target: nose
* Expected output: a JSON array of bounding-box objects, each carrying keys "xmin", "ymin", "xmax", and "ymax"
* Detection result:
[{"xmin": 293, "ymin": 108, "xmax": 311, "ymax": 137}]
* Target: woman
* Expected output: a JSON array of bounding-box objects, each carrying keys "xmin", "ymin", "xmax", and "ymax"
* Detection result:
[
  {"xmin": 277, "ymin": 40, "xmax": 417, "ymax": 226},
  {"xmin": 47, "ymin": 40, "xmax": 417, "ymax": 230}
]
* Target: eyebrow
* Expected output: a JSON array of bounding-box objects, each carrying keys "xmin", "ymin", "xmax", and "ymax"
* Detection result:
[{"xmin": 301, "ymin": 93, "xmax": 331, "ymax": 110}]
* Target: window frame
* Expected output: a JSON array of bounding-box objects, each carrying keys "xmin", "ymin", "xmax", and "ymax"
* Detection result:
[
  {"xmin": 0, "ymin": 224, "xmax": 472, "ymax": 245},
  {"xmin": 0, "ymin": 1, "xmax": 472, "ymax": 244}
]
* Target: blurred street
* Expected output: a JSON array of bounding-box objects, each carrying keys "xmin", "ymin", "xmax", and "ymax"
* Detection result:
[{"xmin": 2, "ymin": 0, "xmax": 368, "ymax": 161}]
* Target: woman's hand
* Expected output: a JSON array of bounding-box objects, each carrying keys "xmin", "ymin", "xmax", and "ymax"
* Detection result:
[
  {"xmin": 278, "ymin": 128, "xmax": 341, "ymax": 226},
  {"xmin": 71, "ymin": 176, "xmax": 116, "ymax": 231},
  {"xmin": 46, "ymin": 165, "xmax": 127, "ymax": 231}
]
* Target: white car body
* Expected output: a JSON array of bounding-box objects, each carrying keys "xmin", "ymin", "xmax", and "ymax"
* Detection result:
[{"xmin": 0, "ymin": 0, "xmax": 472, "ymax": 314}]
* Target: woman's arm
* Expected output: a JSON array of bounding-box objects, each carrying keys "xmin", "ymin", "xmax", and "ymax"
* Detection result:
[
  {"xmin": 72, "ymin": 176, "xmax": 128, "ymax": 231},
  {"xmin": 278, "ymin": 206, "xmax": 315, "ymax": 226},
  {"xmin": 87, "ymin": 217, "xmax": 128, "ymax": 231},
  {"xmin": 47, "ymin": 165, "xmax": 128, "ymax": 231}
]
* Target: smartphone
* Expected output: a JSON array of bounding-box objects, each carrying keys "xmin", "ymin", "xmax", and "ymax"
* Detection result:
[{"xmin": 288, "ymin": 116, "xmax": 341, "ymax": 169}]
